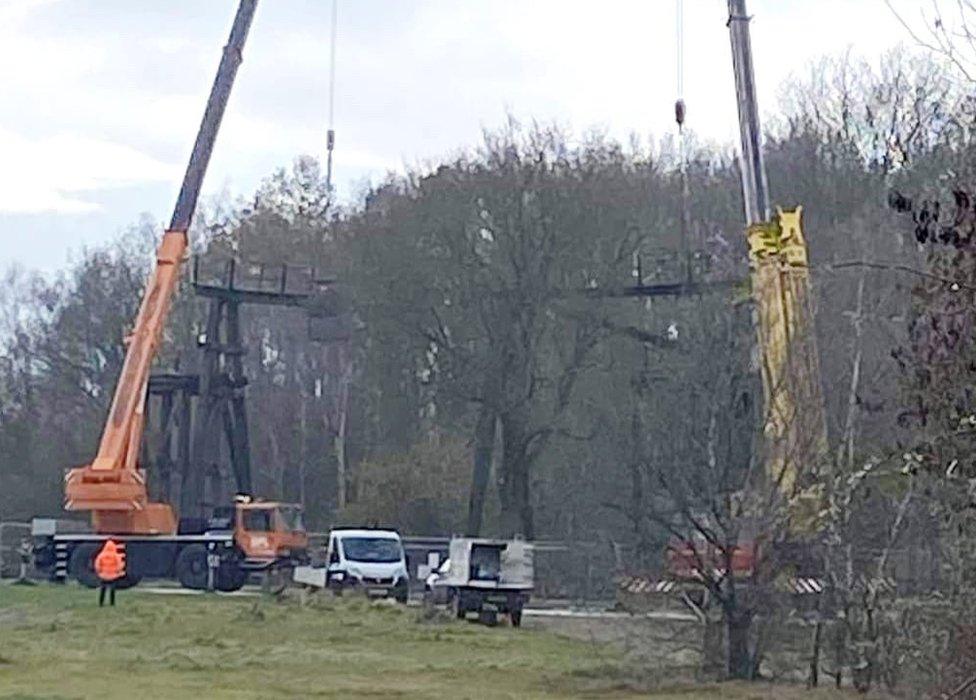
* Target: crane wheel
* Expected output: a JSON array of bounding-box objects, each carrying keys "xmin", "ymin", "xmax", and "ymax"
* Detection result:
[
  {"xmin": 68, "ymin": 543, "xmax": 100, "ymax": 589},
  {"xmin": 115, "ymin": 572, "xmax": 143, "ymax": 590},
  {"xmin": 175, "ymin": 544, "xmax": 208, "ymax": 590}
]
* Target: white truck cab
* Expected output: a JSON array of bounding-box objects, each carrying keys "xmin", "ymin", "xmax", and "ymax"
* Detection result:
[{"xmin": 325, "ymin": 528, "xmax": 409, "ymax": 603}]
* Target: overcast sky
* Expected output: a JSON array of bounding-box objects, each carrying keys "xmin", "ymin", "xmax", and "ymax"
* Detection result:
[{"xmin": 0, "ymin": 0, "xmax": 921, "ymax": 272}]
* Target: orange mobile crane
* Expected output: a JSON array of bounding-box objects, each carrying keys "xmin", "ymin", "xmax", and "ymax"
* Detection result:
[{"xmin": 33, "ymin": 0, "xmax": 307, "ymax": 591}]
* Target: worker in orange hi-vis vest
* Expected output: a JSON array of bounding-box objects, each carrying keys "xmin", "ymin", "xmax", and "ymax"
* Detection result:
[{"xmin": 94, "ymin": 540, "xmax": 124, "ymax": 607}]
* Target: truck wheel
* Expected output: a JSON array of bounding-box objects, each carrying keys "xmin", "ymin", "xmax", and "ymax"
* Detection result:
[
  {"xmin": 68, "ymin": 543, "xmax": 100, "ymax": 589},
  {"xmin": 510, "ymin": 607, "xmax": 523, "ymax": 628},
  {"xmin": 451, "ymin": 592, "xmax": 465, "ymax": 619},
  {"xmin": 263, "ymin": 565, "xmax": 292, "ymax": 595},
  {"xmin": 216, "ymin": 562, "xmax": 246, "ymax": 592},
  {"xmin": 175, "ymin": 544, "xmax": 208, "ymax": 590},
  {"xmin": 478, "ymin": 608, "xmax": 498, "ymax": 627},
  {"xmin": 394, "ymin": 582, "xmax": 409, "ymax": 604}
]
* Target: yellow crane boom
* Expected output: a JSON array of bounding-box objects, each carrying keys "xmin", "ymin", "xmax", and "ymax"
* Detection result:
[
  {"xmin": 728, "ymin": 0, "xmax": 828, "ymax": 530},
  {"xmin": 748, "ymin": 209, "xmax": 828, "ymax": 527}
]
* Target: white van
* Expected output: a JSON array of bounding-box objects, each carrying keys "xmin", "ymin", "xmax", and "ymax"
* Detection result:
[{"xmin": 325, "ymin": 528, "xmax": 409, "ymax": 603}]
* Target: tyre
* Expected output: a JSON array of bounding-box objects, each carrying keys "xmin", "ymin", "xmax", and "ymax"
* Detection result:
[
  {"xmin": 216, "ymin": 561, "xmax": 246, "ymax": 592},
  {"xmin": 510, "ymin": 607, "xmax": 523, "ymax": 628},
  {"xmin": 68, "ymin": 543, "xmax": 100, "ymax": 589},
  {"xmin": 478, "ymin": 608, "xmax": 498, "ymax": 627},
  {"xmin": 114, "ymin": 571, "xmax": 143, "ymax": 590},
  {"xmin": 451, "ymin": 591, "xmax": 466, "ymax": 619},
  {"xmin": 393, "ymin": 581, "xmax": 408, "ymax": 604},
  {"xmin": 263, "ymin": 565, "xmax": 293, "ymax": 595},
  {"xmin": 175, "ymin": 544, "xmax": 208, "ymax": 590}
]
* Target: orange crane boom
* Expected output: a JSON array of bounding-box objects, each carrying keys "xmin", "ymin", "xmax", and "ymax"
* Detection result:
[{"xmin": 65, "ymin": 0, "xmax": 259, "ymax": 535}]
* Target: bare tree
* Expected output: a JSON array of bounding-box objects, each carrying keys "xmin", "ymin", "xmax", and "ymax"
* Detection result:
[{"xmin": 887, "ymin": 0, "xmax": 976, "ymax": 83}]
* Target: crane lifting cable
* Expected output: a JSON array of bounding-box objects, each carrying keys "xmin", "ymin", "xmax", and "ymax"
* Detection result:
[
  {"xmin": 675, "ymin": 0, "xmax": 692, "ymax": 284},
  {"xmin": 674, "ymin": 0, "xmax": 685, "ymax": 131},
  {"xmin": 325, "ymin": 0, "xmax": 339, "ymax": 193}
]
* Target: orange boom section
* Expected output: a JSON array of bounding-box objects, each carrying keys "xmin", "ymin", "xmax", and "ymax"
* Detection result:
[{"xmin": 64, "ymin": 230, "xmax": 186, "ymax": 534}]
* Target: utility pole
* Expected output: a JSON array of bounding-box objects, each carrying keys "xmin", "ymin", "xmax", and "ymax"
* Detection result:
[{"xmin": 727, "ymin": 0, "xmax": 769, "ymax": 226}]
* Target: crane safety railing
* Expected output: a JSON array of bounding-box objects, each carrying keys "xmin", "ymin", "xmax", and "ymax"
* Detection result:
[{"xmin": 191, "ymin": 254, "xmax": 336, "ymax": 298}]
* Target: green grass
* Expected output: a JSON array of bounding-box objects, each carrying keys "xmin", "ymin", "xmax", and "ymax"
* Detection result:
[{"xmin": 0, "ymin": 585, "xmax": 870, "ymax": 699}]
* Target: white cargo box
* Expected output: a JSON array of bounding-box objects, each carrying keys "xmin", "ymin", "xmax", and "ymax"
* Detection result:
[
  {"xmin": 293, "ymin": 565, "xmax": 327, "ymax": 588},
  {"xmin": 437, "ymin": 537, "xmax": 533, "ymax": 591}
]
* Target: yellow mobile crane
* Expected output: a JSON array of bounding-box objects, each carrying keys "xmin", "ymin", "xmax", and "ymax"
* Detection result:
[
  {"xmin": 664, "ymin": 0, "xmax": 828, "ymax": 585},
  {"xmin": 728, "ymin": 0, "xmax": 828, "ymax": 530}
]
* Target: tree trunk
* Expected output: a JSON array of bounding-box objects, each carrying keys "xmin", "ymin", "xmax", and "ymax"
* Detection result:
[
  {"xmin": 628, "ymin": 406, "xmax": 651, "ymax": 567},
  {"xmin": 515, "ymin": 458, "xmax": 533, "ymax": 539},
  {"xmin": 334, "ymin": 412, "xmax": 348, "ymax": 510},
  {"xmin": 727, "ymin": 608, "xmax": 755, "ymax": 680},
  {"xmin": 809, "ymin": 618, "xmax": 823, "ymax": 688},
  {"xmin": 498, "ymin": 462, "xmax": 533, "ymax": 538},
  {"xmin": 298, "ymin": 390, "xmax": 307, "ymax": 508},
  {"xmin": 702, "ymin": 616, "xmax": 726, "ymax": 678},
  {"xmin": 333, "ymin": 342, "xmax": 352, "ymax": 511},
  {"xmin": 466, "ymin": 403, "xmax": 496, "ymax": 536},
  {"xmin": 497, "ymin": 414, "xmax": 534, "ymax": 539}
]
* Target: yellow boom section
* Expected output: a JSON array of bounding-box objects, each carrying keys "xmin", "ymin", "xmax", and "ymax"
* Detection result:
[{"xmin": 747, "ymin": 207, "xmax": 828, "ymax": 531}]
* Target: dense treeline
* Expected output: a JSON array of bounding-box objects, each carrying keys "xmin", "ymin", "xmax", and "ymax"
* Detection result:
[
  {"xmin": 0, "ymin": 49, "xmax": 933, "ymax": 534},
  {"xmin": 5, "ymin": 46, "xmax": 976, "ymax": 688}
]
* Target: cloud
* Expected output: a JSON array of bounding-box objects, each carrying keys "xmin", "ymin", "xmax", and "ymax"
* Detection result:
[
  {"xmin": 0, "ymin": 0, "xmax": 61, "ymax": 24},
  {"xmin": 0, "ymin": 0, "xmax": 922, "ymax": 268},
  {"xmin": 0, "ymin": 127, "xmax": 180, "ymax": 214}
]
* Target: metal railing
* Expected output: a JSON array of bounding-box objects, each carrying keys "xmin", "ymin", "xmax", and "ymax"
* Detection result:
[{"xmin": 0, "ymin": 521, "xmax": 31, "ymax": 579}]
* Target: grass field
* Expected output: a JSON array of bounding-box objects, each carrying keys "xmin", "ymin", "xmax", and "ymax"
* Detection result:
[{"xmin": 0, "ymin": 584, "xmax": 874, "ymax": 699}]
